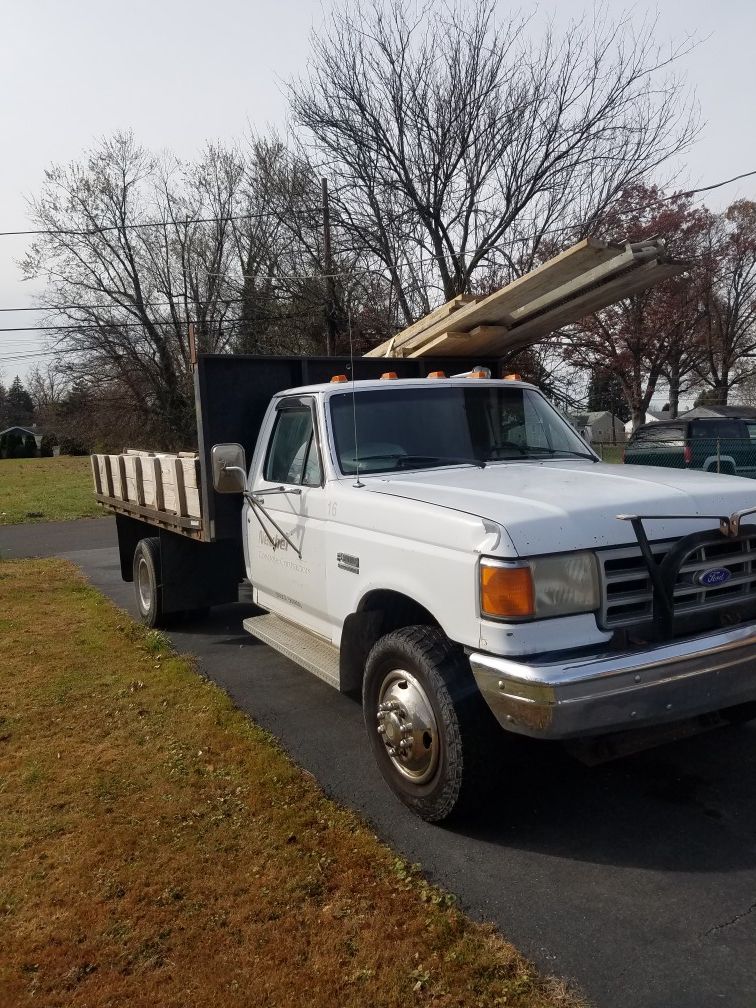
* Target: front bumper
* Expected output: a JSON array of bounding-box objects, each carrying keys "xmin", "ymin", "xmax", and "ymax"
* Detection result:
[{"xmin": 469, "ymin": 623, "xmax": 756, "ymax": 739}]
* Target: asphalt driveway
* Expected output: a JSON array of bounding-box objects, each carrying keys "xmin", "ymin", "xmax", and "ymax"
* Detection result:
[{"xmin": 3, "ymin": 517, "xmax": 756, "ymax": 1007}]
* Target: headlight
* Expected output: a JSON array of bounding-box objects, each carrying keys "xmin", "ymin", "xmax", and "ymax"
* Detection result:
[{"xmin": 480, "ymin": 552, "xmax": 599, "ymax": 621}]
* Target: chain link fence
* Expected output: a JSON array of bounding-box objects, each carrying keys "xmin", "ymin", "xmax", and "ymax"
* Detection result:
[{"xmin": 591, "ymin": 438, "xmax": 756, "ymax": 476}]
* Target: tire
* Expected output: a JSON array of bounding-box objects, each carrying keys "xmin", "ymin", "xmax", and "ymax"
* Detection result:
[
  {"xmin": 363, "ymin": 625, "xmax": 501, "ymax": 823},
  {"xmin": 133, "ymin": 537, "xmax": 164, "ymax": 628}
]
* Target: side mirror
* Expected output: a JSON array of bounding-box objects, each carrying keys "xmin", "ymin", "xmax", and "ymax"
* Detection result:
[{"xmin": 211, "ymin": 443, "xmax": 247, "ymax": 494}]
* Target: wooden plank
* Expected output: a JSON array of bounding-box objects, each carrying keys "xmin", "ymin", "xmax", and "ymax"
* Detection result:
[
  {"xmin": 411, "ymin": 261, "xmax": 684, "ymax": 356},
  {"xmin": 364, "ymin": 294, "xmax": 482, "ymax": 358},
  {"xmin": 151, "ymin": 457, "xmax": 164, "ymax": 511},
  {"xmin": 94, "ymin": 493, "xmax": 204, "ymax": 537},
  {"xmin": 134, "ymin": 456, "xmax": 145, "ymax": 506},
  {"xmin": 402, "ymin": 243, "xmax": 632, "ymax": 348},
  {"xmin": 90, "ymin": 455, "xmax": 102, "ymax": 495},
  {"xmin": 371, "ymin": 239, "xmax": 626, "ymax": 356},
  {"xmin": 506, "ymin": 261, "xmax": 684, "ymax": 344},
  {"xmin": 101, "ymin": 456, "xmax": 114, "ymax": 498},
  {"xmin": 366, "ymin": 238, "xmax": 683, "ymax": 359},
  {"xmin": 116, "ymin": 455, "xmax": 128, "ymax": 500},
  {"xmin": 407, "ymin": 326, "xmax": 511, "ymax": 358},
  {"xmin": 504, "ymin": 247, "xmax": 640, "ymax": 324},
  {"xmin": 172, "ymin": 457, "xmax": 187, "ymax": 517}
]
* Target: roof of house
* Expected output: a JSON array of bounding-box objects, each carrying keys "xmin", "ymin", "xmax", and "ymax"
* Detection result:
[
  {"xmin": 0, "ymin": 425, "xmax": 39, "ymax": 437},
  {"xmin": 678, "ymin": 405, "xmax": 756, "ymax": 420},
  {"xmin": 570, "ymin": 411, "xmax": 622, "ymax": 427}
]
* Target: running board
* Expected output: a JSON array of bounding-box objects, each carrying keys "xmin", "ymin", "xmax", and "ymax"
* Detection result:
[{"xmin": 243, "ymin": 614, "xmax": 341, "ymax": 690}]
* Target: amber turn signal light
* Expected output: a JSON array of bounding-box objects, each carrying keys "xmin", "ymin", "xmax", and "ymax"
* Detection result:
[{"xmin": 480, "ymin": 562, "xmax": 535, "ymax": 619}]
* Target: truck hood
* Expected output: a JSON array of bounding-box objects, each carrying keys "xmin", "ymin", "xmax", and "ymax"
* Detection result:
[{"xmin": 363, "ymin": 461, "xmax": 756, "ymax": 555}]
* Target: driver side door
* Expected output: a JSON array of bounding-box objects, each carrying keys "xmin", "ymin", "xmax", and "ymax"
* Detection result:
[{"xmin": 248, "ymin": 397, "xmax": 330, "ymax": 637}]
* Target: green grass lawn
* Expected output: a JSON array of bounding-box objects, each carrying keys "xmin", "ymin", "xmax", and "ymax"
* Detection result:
[
  {"xmin": 0, "ymin": 558, "xmax": 581, "ymax": 1008},
  {"xmin": 0, "ymin": 456, "xmax": 101, "ymax": 525}
]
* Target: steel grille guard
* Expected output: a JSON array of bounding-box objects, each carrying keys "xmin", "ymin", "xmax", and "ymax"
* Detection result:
[{"xmin": 615, "ymin": 508, "xmax": 756, "ymax": 639}]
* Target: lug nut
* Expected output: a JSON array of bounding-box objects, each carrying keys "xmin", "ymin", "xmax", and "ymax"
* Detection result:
[{"xmin": 377, "ymin": 724, "xmax": 386, "ymax": 734}]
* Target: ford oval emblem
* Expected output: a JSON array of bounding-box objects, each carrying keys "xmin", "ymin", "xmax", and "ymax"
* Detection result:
[{"xmin": 697, "ymin": 567, "xmax": 732, "ymax": 587}]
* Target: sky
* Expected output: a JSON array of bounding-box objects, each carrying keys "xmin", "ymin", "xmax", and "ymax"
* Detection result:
[{"xmin": 1, "ymin": 0, "xmax": 755, "ymax": 396}]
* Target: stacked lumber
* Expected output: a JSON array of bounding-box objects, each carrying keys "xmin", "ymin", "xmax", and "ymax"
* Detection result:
[
  {"xmin": 365, "ymin": 238, "xmax": 687, "ymax": 359},
  {"xmin": 91, "ymin": 449, "xmax": 201, "ymax": 519}
]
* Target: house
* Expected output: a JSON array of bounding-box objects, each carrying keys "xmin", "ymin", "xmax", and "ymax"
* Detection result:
[
  {"xmin": 623, "ymin": 407, "xmax": 670, "ymax": 435},
  {"xmin": 568, "ymin": 411, "xmax": 625, "ymax": 443},
  {"xmin": 0, "ymin": 425, "xmax": 43, "ymax": 449},
  {"xmin": 0, "ymin": 425, "xmax": 50, "ymax": 458}
]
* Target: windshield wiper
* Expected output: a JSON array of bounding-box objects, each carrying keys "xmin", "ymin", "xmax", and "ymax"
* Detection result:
[
  {"xmin": 398, "ymin": 454, "xmax": 486, "ymax": 470},
  {"xmin": 517, "ymin": 447, "xmax": 597, "ymax": 462},
  {"xmin": 353, "ymin": 452, "xmax": 485, "ymax": 470}
]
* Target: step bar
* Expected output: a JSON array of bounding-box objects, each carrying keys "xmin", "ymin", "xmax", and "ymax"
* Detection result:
[{"xmin": 243, "ymin": 613, "xmax": 341, "ymax": 690}]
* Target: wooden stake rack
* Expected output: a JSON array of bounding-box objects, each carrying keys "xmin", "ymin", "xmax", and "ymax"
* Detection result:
[{"xmin": 91, "ymin": 449, "xmax": 205, "ymax": 539}]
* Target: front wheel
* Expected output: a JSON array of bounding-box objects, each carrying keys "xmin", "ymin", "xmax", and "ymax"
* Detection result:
[{"xmin": 363, "ymin": 626, "xmax": 500, "ymax": 823}]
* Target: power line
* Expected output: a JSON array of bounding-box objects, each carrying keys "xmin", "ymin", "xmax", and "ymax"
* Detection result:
[
  {"xmin": 0, "ymin": 209, "xmax": 321, "ymax": 239},
  {"xmin": 0, "ymin": 297, "xmax": 247, "ymax": 313},
  {"xmin": 0, "ymin": 168, "xmax": 751, "ymax": 242}
]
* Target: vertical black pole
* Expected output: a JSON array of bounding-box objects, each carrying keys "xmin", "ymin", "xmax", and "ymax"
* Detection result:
[{"xmin": 322, "ymin": 177, "xmax": 337, "ymax": 357}]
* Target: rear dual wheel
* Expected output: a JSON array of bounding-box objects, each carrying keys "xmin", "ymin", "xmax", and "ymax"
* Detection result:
[
  {"xmin": 133, "ymin": 537, "xmax": 163, "ymax": 628},
  {"xmin": 363, "ymin": 625, "xmax": 501, "ymax": 823},
  {"xmin": 132, "ymin": 537, "xmax": 209, "ymax": 628}
]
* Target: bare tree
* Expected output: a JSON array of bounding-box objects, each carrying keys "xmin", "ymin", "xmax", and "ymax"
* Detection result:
[
  {"xmin": 695, "ymin": 201, "xmax": 756, "ymax": 403},
  {"xmin": 566, "ymin": 186, "xmax": 711, "ymax": 428},
  {"xmin": 289, "ymin": 0, "xmax": 698, "ymax": 323},
  {"xmin": 21, "ymin": 135, "xmax": 269, "ymax": 445}
]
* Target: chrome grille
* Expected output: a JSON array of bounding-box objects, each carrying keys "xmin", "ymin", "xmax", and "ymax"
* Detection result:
[{"xmin": 598, "ymin": 534, "xmax": 756, "ymax": 630}]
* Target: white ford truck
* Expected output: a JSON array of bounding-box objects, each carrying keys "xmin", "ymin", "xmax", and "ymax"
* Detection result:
[{"xmin": 94, "ymin": 353, "xmax": 756, "ymax": 821}]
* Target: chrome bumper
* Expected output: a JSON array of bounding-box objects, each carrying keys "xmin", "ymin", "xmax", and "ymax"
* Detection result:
[{"xmin": 469, "ymin": 624, "xmax": 756, "ymax": 739}]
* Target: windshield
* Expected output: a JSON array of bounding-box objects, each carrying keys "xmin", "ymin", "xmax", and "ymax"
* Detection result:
[{"xmin": 329, "ymin": 384, "xmax": 594, "ymax": 475}]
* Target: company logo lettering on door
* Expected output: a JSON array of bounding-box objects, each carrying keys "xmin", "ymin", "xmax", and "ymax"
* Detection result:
[{"xmin": 259, "ymin": 530, "xmax": 289, "ymax": 552}]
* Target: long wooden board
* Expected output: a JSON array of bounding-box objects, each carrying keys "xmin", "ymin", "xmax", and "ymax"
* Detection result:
[
  {"xmin": 367, "ymin": 237, "xmax": 686, "ymax": 359},
  {"xmin": 364, "ymin": 293, "xmax": 481, "ymax": 357},
  {"xmin": 410, "ymin": 261, "xmax": 684, "ymax": 356}
]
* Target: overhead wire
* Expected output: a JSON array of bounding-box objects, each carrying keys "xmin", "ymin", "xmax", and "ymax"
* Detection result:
[
  {"xmin": 0, "ymin": 209, "xmax": 322, "ymax": 239},
  {"xmin": 0, "ymin": 168, "xmax": 753, "ymax": 354},
  {"xmin": 0, "ymin": 167, "xmax": 750, "ymax": 243}
]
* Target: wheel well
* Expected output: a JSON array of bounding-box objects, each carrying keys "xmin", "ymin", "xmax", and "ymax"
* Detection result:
[
  {"xmin": 339, "ymin": 590, "xmax": 440, "ymax": 697},
  {"xmin": 360, "ymin": 589, "xmax": 439, "ymax": 635}
]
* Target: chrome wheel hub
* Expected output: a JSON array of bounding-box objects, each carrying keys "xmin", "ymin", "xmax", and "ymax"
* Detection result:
[
  {"xmin": 137, "ymin": 556, "xmax": 152, "ymax": 611},
  {"xmin": 376, "ymin": 669, "xmax": 439, "ymax": 784}
]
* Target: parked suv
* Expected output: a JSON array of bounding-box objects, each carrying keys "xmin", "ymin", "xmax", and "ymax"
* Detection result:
[{"xmin": 624, "ymin": 415, "xmax": 756, "ymax": 476}]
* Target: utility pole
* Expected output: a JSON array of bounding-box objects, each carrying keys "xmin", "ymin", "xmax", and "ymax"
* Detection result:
[{"xmin": 322, "ymin": 177, "xmax": 337, "ymax": 356}]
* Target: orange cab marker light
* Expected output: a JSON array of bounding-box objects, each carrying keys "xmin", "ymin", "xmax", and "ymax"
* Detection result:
[
  {"xmin": 504, "ymin": 373, "xmax": 522, "ymax": 381},
  {"xmin": 469, "ymin": 370, "xmax": 489, "ymax": 379},
  {"xmin": 380, "ymin": 371, "xmax": 399, "ymax": 380},
  {"xmin": 427, "ymin": 370, "xmax": 446, "ymax": 379},
  {"xmin": 480, "ymin": 563, "xmax": 535, "ymax": 619},
  {"xmin": 330, "ymin": 374, "xmax": 349, "ymax": 383}
]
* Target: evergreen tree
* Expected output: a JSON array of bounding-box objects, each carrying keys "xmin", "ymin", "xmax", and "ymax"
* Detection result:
[
  {"xmin": 587, "ymin": 369, "xmax": 630, "ymax": 422},
  {"xmin": 6, "ymin": 376, "xmax": 34, "ymax": 427}
]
